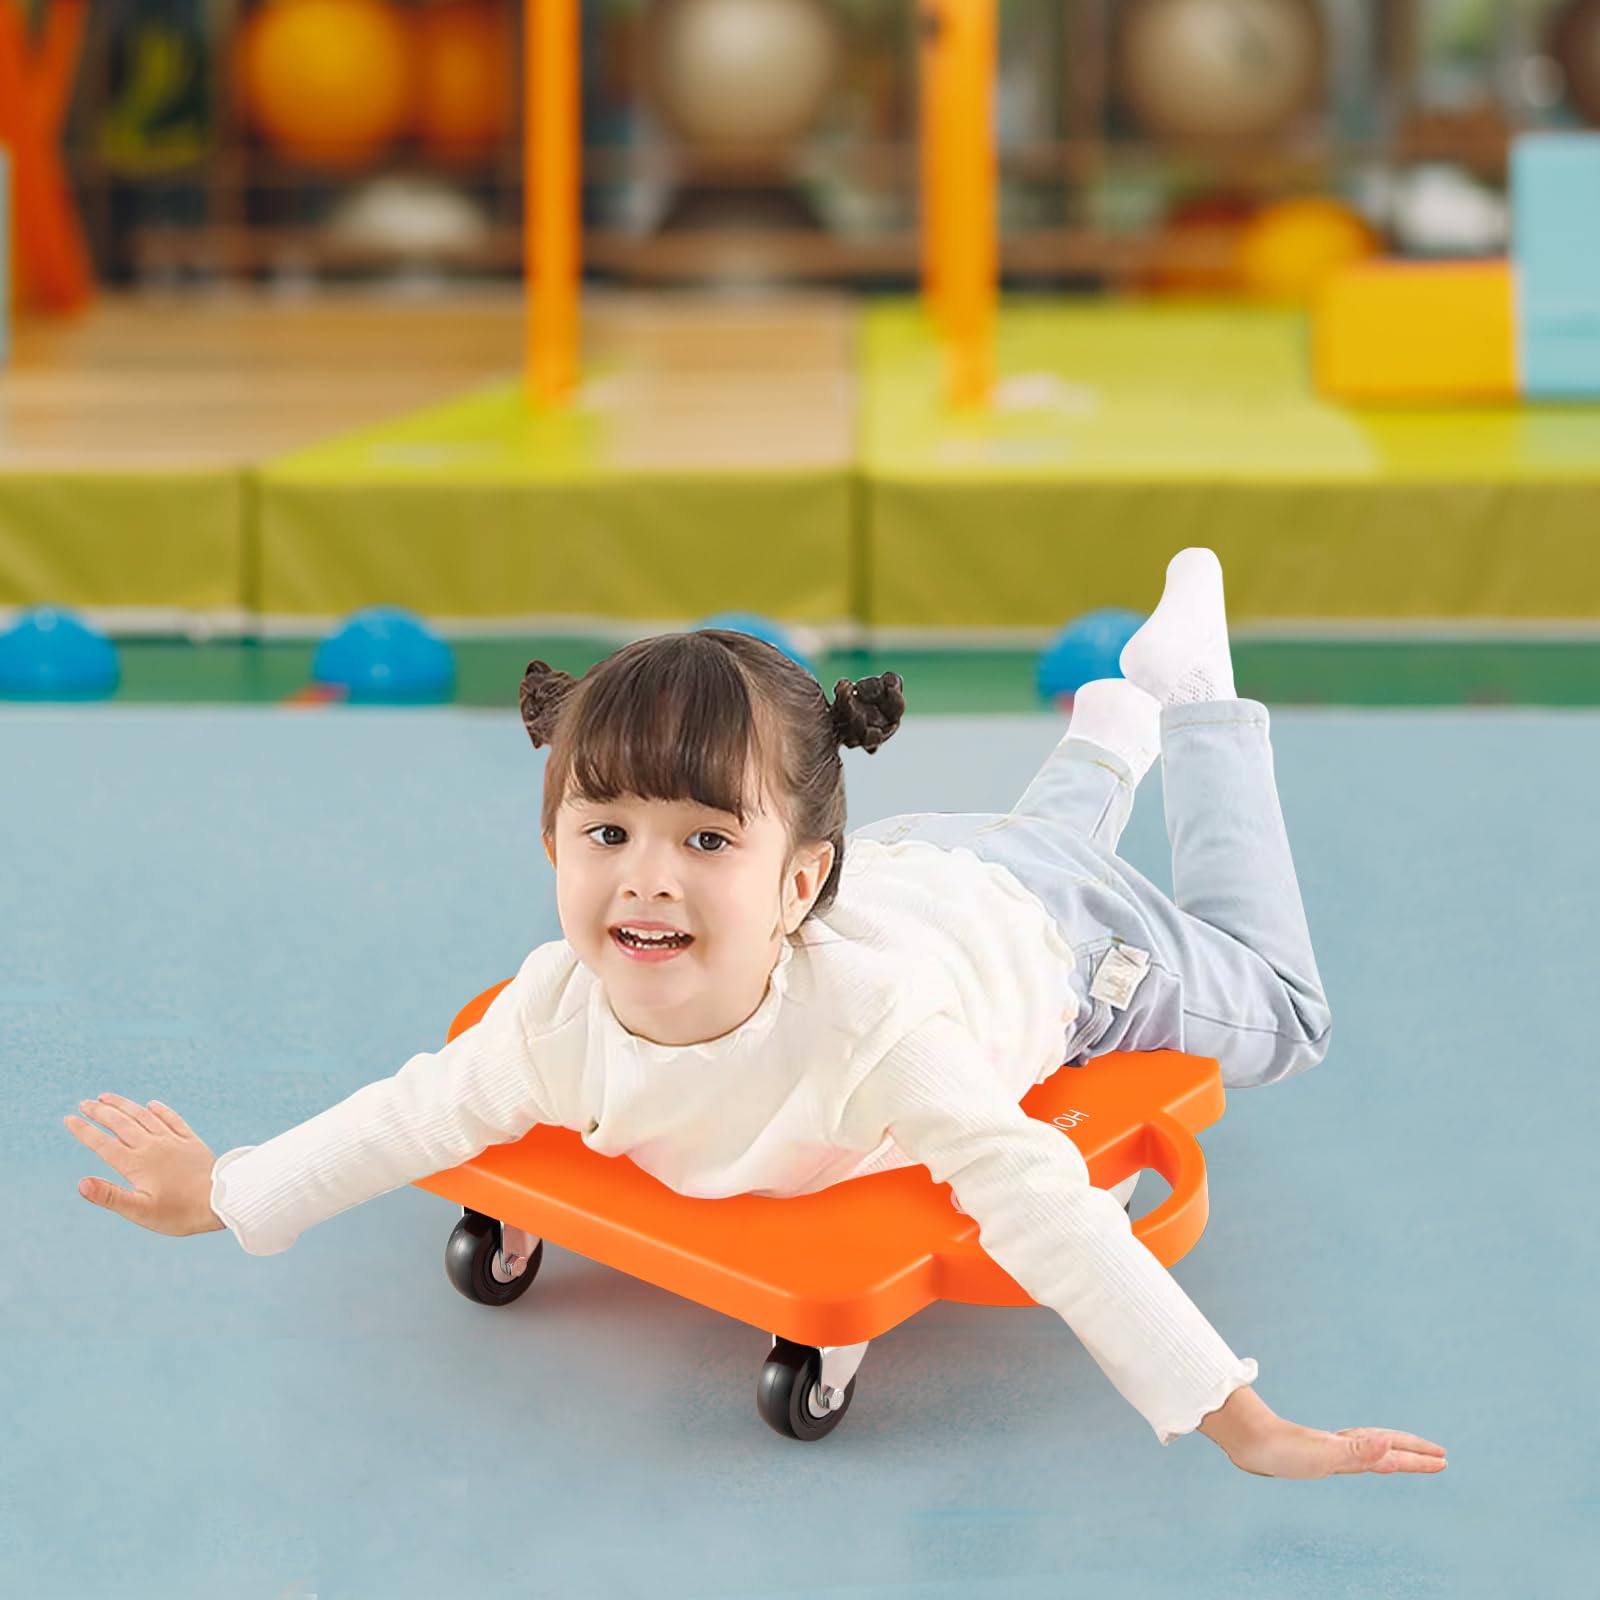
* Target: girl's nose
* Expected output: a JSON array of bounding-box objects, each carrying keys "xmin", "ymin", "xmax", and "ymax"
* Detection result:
[{"xmin": 620, "ymin": 852, "xmax": 684, "ymax": 900}]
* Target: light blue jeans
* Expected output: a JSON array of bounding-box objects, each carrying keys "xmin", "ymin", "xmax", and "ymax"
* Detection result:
[{"xmin": 850, "ymin": 698, "xmax": 1332, "ymax": 1092}]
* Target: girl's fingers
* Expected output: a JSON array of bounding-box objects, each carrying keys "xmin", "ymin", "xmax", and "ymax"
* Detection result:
[
  {"xmin": 1381, "ymin": 1432, "xmax": 1446, "ymax": 1455},
  {"xmin": 78, "ymin": 1175, "xmax": 147, "ymax": 1220},
  {"xmin": 96, "ymin": 1092, "xmax": 163, "ymax": 1137},
  {"xmin": 63, "ymin": 1113, "xmax": 133, "ymax": 1174},
  {"xmin": 146, "ymin": 1100, "xmax": 193, "ymax": 1139},
  {"xmin": 1338, "ymin": 1428, "xmax": 1446, "ymax": 1457},
  {"xmin": 1334, "ymin": 1430, "xmax": 1447, "ymax": 1474},
  {"xmin": 76, "ymin": 1097, "xmax": 141, "ymax": 1145}
]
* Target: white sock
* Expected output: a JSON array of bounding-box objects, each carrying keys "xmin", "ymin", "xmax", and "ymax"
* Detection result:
[
  {"xmin": 1064, "ymin": 677, "xmax": 1163, "ymax": 785},
  {"xmin": 1118, "ymin": 547, "xmax": 1237, "ymax": 706}
]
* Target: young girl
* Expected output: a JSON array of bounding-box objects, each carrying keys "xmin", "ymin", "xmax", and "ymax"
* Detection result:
[{"xmin": 65, "ymin": 547, "xmax": 1447, "ymax": 1481}]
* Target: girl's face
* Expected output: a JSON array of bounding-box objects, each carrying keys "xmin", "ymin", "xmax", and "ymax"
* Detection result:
[{"xmin": 545, "ymin": 772, "xmax": 834, "ymax": 1048}]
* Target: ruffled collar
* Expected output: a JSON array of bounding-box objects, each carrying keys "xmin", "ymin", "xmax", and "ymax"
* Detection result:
[{"xmin": 595, "ymin": 932, "xmax": 797, "ymax": 1063}]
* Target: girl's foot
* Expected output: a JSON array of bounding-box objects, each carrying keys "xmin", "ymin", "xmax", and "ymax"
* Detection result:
[
  {"xmin": 1065, "ymin": 677, "xmax": 1163, "ymax": 785},
  {"xmin": 1119, "ymin": 547, "xmax": 1238, "ymax": 706}
]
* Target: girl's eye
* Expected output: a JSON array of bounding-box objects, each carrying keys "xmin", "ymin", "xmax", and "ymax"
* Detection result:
[{"xmin": 581, "ymin": 825, "xmax": 730, "ymax": 853}]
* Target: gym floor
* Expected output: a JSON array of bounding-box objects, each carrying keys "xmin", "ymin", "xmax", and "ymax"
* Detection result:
[{"xmin": 4, "ymin": 699, "xmax": 1592, "ymax": 1598}]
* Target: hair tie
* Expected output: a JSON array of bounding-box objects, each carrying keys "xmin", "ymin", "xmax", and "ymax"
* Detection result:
[
  {"xmin": 520, "ymin": 659, "xmax": 578, "ymax": 748},
  {"xmin": 829, "ymin": 671, "xmax": 905, "ymax": 754}
]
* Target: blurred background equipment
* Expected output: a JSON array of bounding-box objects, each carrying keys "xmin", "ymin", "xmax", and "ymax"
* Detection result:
[
  {"xmin": 1550, "ymin": 0, "xmax": 1600, "ymax": 126},
  {"xmin": 1313, "ymin": 257, "xmax": 1517, "ymax": 402},
  {"xmin": 1510, "ymin": 129, "xmax": 1600, "ymax": 399},
  {"xmin": 1385, "ymin": 162, "xmax": 1508, "ymax": 256},
  {"xmin": 239, "ymin": 0, "xmax": 414, "ymax": 168},
  {"xmin": 0, "ymin": 0, "xmax": 93, "ymax": 310},
  {"xmin": 0, "ymin": 606, "xmax": 121, "ymax": 699},
  {"xmin": 646, "ymin": 0, "xmax": 841, "ymax": 149},
  {"xmin": 311, "ymin": 606, "xmax": 457, "ymax": 703},
  {"xmin": 1232, "ymin": 193, "xmax": 1381, "ymax": 302},
  {"xmin": 98, "ymin": 1, "xmax": 211, "ymax": 172},
  {"xmin": 1314, "ymin": 130, "xmax": 1600, "ymax": 403},
  {"xmin": 413, "ymin": 0, "xmax": 517, "ymax": 161},
  {"xmin": 1115, "ymin": 0, "xmax": 1327, "ymax": 144},
  {"xmin": 1, "ymin": 147, "xmax": 10, "ymax": 365},
  {"xmin": 1139, "ymin": 190, "xmax": 1258, "ymax": 297},
  {"xmin": 692, "ymin": 611, "xmax": 819, "ymax": 677},
  {"xmin": 3, "ymin": 0, "xmax": 1600, "ymax": 706},
  {"xmin": 642, "ymin": 0, "xmax": 843, "ymax": 239},
  {"xmin": 21, "ymin": 0, "xmax": 1590, "ymax": 295},
  {"xmin": 324, "ymin": 175, "xmax": 492, "ymax": 264},
  {"xmin": 1036, "ymin": 609, "xmax": 1144, "ymax": 712}
]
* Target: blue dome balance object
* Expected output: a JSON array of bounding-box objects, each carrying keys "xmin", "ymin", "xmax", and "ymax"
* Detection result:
[
  {"xmin": 0, "ymin": 607, "xmax": 121, "ymax": 700},
  {"xmin": 1035, "ymin": 608, "xmax": 1145, "ymax": 708},
  {"xmin": 691, "ymin": 611, "xmax": 817, "ymax": 677},
  {"xmin": 311, "ymin": 608, "xmax": 456, "ymax": 704}
]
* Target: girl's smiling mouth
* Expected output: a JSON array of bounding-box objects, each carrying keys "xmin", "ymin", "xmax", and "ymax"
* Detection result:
[{"xmin": 610, "ymin": 926, "xmax": 695, "ymax": 961}]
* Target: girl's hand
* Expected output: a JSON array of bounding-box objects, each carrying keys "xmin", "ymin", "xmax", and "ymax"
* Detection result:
[
  {"xmin": 1200, "ymin": 1385, "xmax": 1447, "ymax": 1479},
  {"xmin": 64, "ymin": 1093, "xmax": 226, "ymax": 1238},
  {"xmin": 1226, "ymin": 1418, "xmax": 1449, "ymax": 1479}
]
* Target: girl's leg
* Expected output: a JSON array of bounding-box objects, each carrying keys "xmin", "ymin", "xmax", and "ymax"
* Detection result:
[
  {"xmin": 1010, "ymin": 736, "xmax": 1139, "ymax": 854},
  {"xmin": 1139, "ymin": 698, "xmax": 1332, "ymax": 1088},
  {"xmin": 1094, "ymin": 548, "xmax": 1330, "ymax": 1089},
  {"xmin": 1010, "ymin": 677, "xmax": 1163, "ymax": 854}
]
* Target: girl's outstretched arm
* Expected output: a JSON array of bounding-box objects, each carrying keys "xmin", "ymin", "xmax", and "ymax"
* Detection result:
[
  {"xmin": 1198, "ymin": 1384, "xmax": 1447, "ymax": 1478},
  {"xmin": 66, "ymin": 942, "xmax": 569, "ymax": 1255},
  {"xmin": 835, "ymin": 1012, "xmax": 1447, "ymax": 1477},
  {"xmin": 66, "ymin": 1095, "xmax": 224, "ymax": 1237}
]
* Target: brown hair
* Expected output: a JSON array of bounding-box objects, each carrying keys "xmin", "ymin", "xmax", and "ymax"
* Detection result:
[{"xmin": 520, "ymin": 631, "xmax": 905, "ymax": 919}]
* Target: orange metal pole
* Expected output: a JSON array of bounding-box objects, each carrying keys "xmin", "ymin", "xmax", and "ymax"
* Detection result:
[
  {"xmin": 917, "ymin": 1, "xmax": 945, "ymax": 333},
  {"xmin": 941, "ymin": 0, "xmax": 995, "ymax": 407},
  {"xmin": 526, "ymin": 0, "xmax": 579, "ymax": 405},
  {"xmin": 28, "ymin": 0, "xmax": 88, "ymax": 133},
  {"xmin": 0, "ymin": 0, "xmax": 93, "ymax": 313}
]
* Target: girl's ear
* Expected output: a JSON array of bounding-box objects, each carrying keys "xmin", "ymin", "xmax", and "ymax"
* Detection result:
[{"xmin": 543, "ymin": 834, "xmax": 556, "ymax": 867}]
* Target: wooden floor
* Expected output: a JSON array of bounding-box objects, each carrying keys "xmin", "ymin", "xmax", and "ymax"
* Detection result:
[{"xmin": 0, "ymin": 289, "xmax": 858, "ymax": 469}]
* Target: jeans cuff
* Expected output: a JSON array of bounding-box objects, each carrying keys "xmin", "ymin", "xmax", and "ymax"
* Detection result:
[{"xmin": 1160, "ymin": 697, "xmax": 1270, "ymax": 734}]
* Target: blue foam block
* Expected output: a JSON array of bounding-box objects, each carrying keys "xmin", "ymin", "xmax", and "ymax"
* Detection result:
[
  {"xmin": 1511, "ymin": 132, "xmax": 1600, "ymax": 398},
  {"xmin": 311, "ymin": 607, "xmax": 456, "ymax": 703}
]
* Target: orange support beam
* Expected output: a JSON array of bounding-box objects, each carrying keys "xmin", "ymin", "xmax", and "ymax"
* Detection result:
[
  {"xmin": 917, "ymin": 2, "xmax": 946, "ymax": 335},
  {"xmin": 0, "ymin": 0, "xmax": 93, "ymax": 314},
  {"xmin": 923, "ymin": 0, "xmax": 995, "ymax": 408},
  {"xmin": 525, "ymin": 0, "xmax": 580, "ymax": 405}
]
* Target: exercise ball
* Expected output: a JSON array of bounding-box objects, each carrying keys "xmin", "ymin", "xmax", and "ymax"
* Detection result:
[
  {"xmin": 692, "ymin": 612, "xmax": 817, "ymax": 677},
  {"xmin": 0, "ymin": 607, "xmax": 120, "ymax": 700},
  {"xmin": 1117, "ymin": 0, "xmax": 1325, "ymax": 143},
  {"xmin": 414, "ymin": 1, "xmax": 516, "ymax": 159},
  {"xmin": 1551, "ymin": 0, "xmax": 1600, "ymax": 126},
  {"xmin": 240, "ymin": 0, "xmax": 414, "ymax": 168},
  {"xmin": 325, "ymin": 177, "xmax": 491, "ymax": 260},
  {"xmin": 1234, "ymin": 196, "xmax": 1381, "ymax": 303},
  {"xmin": 645, "ymin": 0, "xmax": 841, "ymax": 149},
  {"xmin": 312, "ymin": 608, "xmax": 455, "ymax": 703},
  {"xmin": 1036, "ymin": 610, "xmax": 1144, "ymax": 709},
  {"xmin": 1143, "ymin": 191, "xmax": 1258, "ymax": 296}
]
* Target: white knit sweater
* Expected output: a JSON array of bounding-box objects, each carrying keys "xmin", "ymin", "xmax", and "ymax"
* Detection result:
[{"xmin": 210, "ymin": 836, "xmax": 1257, "ymax": 1445}]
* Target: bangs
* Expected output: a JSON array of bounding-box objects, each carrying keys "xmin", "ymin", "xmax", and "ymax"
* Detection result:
[{"xmin": 560, "ymin": 636, "xmax": 772, "ymax": 824}]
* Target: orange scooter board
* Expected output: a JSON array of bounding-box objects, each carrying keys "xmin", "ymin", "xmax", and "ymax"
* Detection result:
[{"xmin": 415, "ymin": 982, "xmax": 1226, "ymax": 1349}]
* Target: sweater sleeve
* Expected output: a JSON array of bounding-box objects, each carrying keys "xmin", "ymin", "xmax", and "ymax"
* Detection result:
[
  {"xmin": 209, "ymin": 955, "xmax": 563, "ymax": 1258},
  {"xmin": 835, "ymin": 1012, "xmax": 1258, "ymax": 1446}
]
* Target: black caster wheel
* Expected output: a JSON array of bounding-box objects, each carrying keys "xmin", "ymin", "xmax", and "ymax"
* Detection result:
[
  {"xmin": 756, "ymin": 1338, "xmax": 855, "ymax": 1441},
  {"xmin": 445, "ymin": 1211, "xmax": 542, "ymax": 1307}
]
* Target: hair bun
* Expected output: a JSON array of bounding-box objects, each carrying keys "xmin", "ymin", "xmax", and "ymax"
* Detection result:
[
  {"xmin": 830, "ymin": 671, "xmax": 905, "ymax": 754},
  {"xmin": 520, "ymin": 659, "xmax": 578, "ymax": 748}
]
